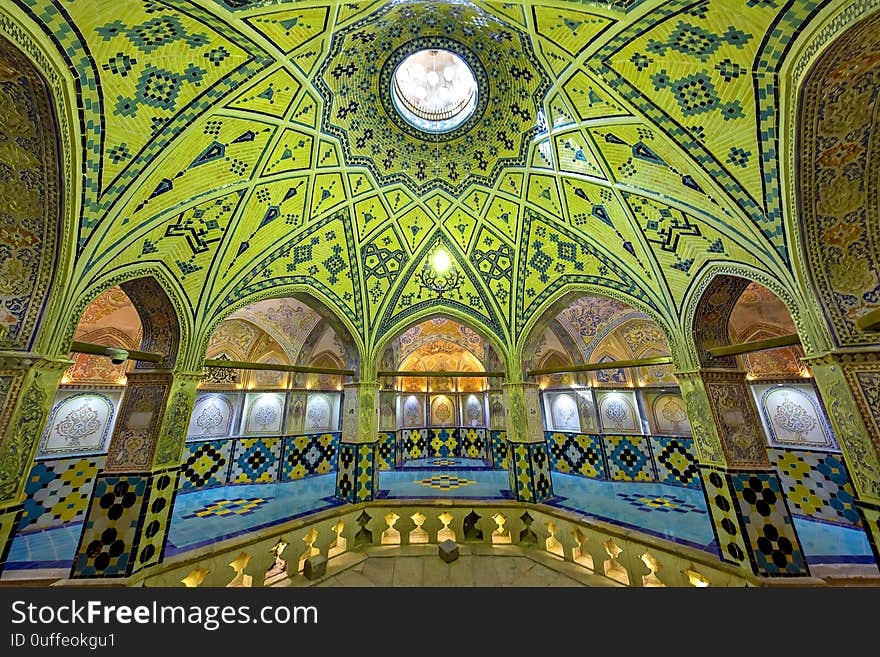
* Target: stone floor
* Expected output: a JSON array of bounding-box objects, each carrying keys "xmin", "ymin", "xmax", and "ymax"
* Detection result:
[{"xmin": 285, "ymin": 544, "xmax": 620, "ymax": 587}]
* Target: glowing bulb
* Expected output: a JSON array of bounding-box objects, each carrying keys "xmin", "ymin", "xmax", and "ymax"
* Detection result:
[
  {"xmin": 432, "ymin": 249, "xmax": 451, "ymax": 273},
  {"xmin": 426, "ymin": 70, "xmax": 439, "ymax": 86}
]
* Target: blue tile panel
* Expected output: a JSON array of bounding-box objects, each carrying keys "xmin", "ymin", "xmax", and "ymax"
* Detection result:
[
  {"xmin": 178, "ymin": 433, "xmax": 341, "ymax": 491},
  {"xmin": 768, "ymin": 447, "xmax": 861, "ymax": 527},
  {"xmin": 19, "ymin": 456, "xmax": 107, "ymax": 532},
  {"xmin": 376, "ymin": 431, "xmax": 396, "ymax": 470},
  {"xmin": 396, "ymin": 427, "xmax": 490, "ymax": 461},
  {"xmin": 545, "ymin": 432, "xmax": 699, "ymax": 489},
  {"xmin": 490, "ymin": 430, "xmax": 508, "ymax": 469}
]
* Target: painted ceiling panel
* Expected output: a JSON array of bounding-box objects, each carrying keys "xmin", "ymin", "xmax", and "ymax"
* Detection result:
[{"xmin": 14, "ymin": 0, "xmax": 836, "ymax": 355}]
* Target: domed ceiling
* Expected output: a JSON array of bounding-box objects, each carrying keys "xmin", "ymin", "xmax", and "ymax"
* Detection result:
[{"xmin": 9, "ymin": 0, "xmax": 830, "ymax": 361}]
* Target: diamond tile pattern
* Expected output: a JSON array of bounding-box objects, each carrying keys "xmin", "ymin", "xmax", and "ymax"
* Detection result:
[
  {"xmin": 603, "ymin": 435, "xmax": 654, "ymax": 482},
  {"xmin": 768, "ymin": 448, "xmax": 861, "ymax": 527},
  {"xmin": 228, "ymin": 437, "xmax": 282, "ymax": 484},
  {"xmin": 179, "ymin": 440, "xmax": 231, "ymax": 491},
  {"xmin": 20, "ymin": 457, "xmax": 106, "ymax": 532}
]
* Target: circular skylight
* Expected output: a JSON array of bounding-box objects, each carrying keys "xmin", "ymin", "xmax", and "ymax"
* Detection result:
[{"xmin": 392, "ymin": 49, "xmax": 478, "ymax": 134}]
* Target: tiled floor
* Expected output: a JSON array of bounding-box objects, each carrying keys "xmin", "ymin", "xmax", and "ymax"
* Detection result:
[
  {"xmin": 379, "ymin": 468, "xmax": 509, "ymax": 498},
  {"xmin": 166, "ymin": 476, "xmax": 340, "ymax": 554},
  {"xmin": 397, "ymin": 457, "xmax": 490, "ymax": 469},
  {"xmin": 3, "ymin": 469, "xmax": 875, "ymax": 575}
]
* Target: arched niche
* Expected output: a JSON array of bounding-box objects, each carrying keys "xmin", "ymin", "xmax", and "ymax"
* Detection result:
[
  {"xmin": 0, "ymin": 35, "xmax": 63, "ymax": 352},
  {"xmin": 796, "ymin": 12, "xmax": 880, "ymax": 348}
]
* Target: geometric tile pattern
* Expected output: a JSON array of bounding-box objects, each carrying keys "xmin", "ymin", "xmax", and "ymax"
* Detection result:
[
  {"xmin": 616, "ymin": 492, "xmax": 706, "ymax": 514},
  {"xmin": 730, "ymin": 472, "xmax": 810, "ymax": 577},
  {"xmin": 509, "ymin": 444, "xmax": 535, "ymax": 503},
  {"xmin": 0, "ymin": 506, "xmax": 22, "ymax": 572},
  {"xmin": 699, "ymin": 466, "xmax": 750, "ymax": 568},
  {"xmin": 335, "ymin": 442, "xmax": 379, "ymax": 504},
  {"xmin": 71, "ymin": 474, "xmax": 149, "ymax": 578},
  {"xmin": 335, "ymin": 442, "xmax": 358, "ymax": 504},
  {"xmin": 181, "ymin": 496, "xmax": 271, "ymax": 519},
  {"xmin": 179, "ymin": 440, "xmax": 231, "ymax": 491},
  {"xmin": 16, "ymin": 1, "xmax": 849, "ymax": 461},
  {"xmin": 415, "ymin": 475, "xmax": 476, "ymax": 490},
  {"xmin": 133, "ymin": 469, "xmax": 179, "ymax": 573},
  {"xmin": 507, "ymin": 441, "xmax": 554, "ymax": 504},
  {"xmin": 395, "ymin": 428, "xmax": 490, "ymax": 461},
  {"xmin": 428, "ymin": 428, "xmax": 458, "ymax": 458},
  {"xmin": 459, "ymin": 428, "xmax": 488, "ymax": 459},
  {"xmin": 399, "ymin": 429, "xmax": 428, "ymax": 461},
  {"xmin": 546, "ymin": 431, "xmax": 606, "ymax": 478},
  {"xmin": 650, "ymin": 437, "xmax": 701, "ymax": 489},
  {"xmin": 281, "ymin": 432, "xmax": 339, "ymax": 480},
  {"xmin": 20, "ymin": 456, "xmax": 106, "ymax": 531},
  {"xmin": 857, "ymin": 501, "xmax": 880, "ymax": 565},
  {"xmin": 228, "ymin": 437, "xmax": 282, "ymax": 484},
  {"xmin": 490, "ymin": 431, "xmax": 509, "ymax": 470},
  {"xmin": 355, "ymin": 442, "xmax": 379, "ymax": 503},
  {"xmin": 603, "ymin": 435, "xmax": 654, "ymax": 482},
  {"xmin": 768, "ymin": 448, "xmax": 861, "ymax": 527},
  {"xmin": 544, "ymin": 432, "xmax": 702, "ymax": 489},
  {"xmin": 377, "ymin": 432, "xmax": 396, "ymax": 470}
]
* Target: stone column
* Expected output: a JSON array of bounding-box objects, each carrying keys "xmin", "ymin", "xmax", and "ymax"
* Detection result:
[
  {"xmin": 503, "ymin": 381, "xmax": 553, "ymax": 503},
  {"xmin": 806, "ymin": 353, "xmax": 880, "ymax": 563},
  {"xmin": 70, "ymin": 370, "xmax": 200, "ymax": 579},
  {"xmin": 335, "ymin": 381, "xmax": 380, "ymax": 503},
  {"xmin": 678, "ymin": 369, "xmax": 810, "ymax": 577},
  {"xmin": 0, "ymin": 352, "xmax": 70, "ymax": 575}
]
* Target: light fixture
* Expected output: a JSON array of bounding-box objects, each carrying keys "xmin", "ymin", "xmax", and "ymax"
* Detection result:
[
  {"xmin": 392, "ymin": 48, "xmax": 477, "ymax": 133},
  {"xmin": 417, "ymin": 243, "xmax": 464, "ymax": 299},
  {"xmin": 432, "ymin": 248, "xmax": 451, "ymax": 273}
]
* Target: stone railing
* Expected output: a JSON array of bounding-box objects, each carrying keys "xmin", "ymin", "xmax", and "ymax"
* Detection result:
[{"xmin": 56, "ymin": 500, "xmax": 774, "ymax": 588}]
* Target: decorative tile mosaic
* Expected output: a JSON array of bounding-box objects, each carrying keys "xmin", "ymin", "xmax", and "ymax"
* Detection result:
[
  {"xmin": 281, "ymin": 432, "xmax": 338, "ymax": 480},
  {"xmin": 38, "ymin": 390, "xmax": 121, "ymax": 457},
  {"xmin": 546, "ymin": 431, "xmax": 606, "ymax": 479},
  {"xmin": 603, "ymin": 435, "xmax": 654, "ymax": 482},
  {"xmin": 650, "ymin": 436, "xmax": 701, "ymax": 489},
  {"xmin": 699, "ymin": 466, "xmax": 749, "ymax": 567},
  {"xmin": 459, "ymin": 428, "xmax": 488, "ymax": 459},
  {"xmin": 377, "ymin": 431, "xmax": 396, "ymax": 470},
  {"xmin": 415, "ymin": 475, "xmax": 476, "ymax": 490},
  {"xmin": 133, "ymin": 469, "xmax": 178, "ymax": 572},
  {"xmin": 616, "ymin": 492, "xmax": 706, "ymax": 514},
  {"xmin": 71, "ymin": 474, "xmax": 148, "ymax": 578},
  {"xmin": 335, "ymin": 441, "xmax": 378, "ymax": 503},
  {"xmin": 399, "ymin": 429, "xmax": 428, "ymax": 460},
  {"xmin": 730, "ymin": 472, "xmax": 810, "ymax": 577},
  {"xmin": 335, "ymin": 442, "xmax": 357, "ymax": 504},
  {"xmin": 507, "ymin": 441, "xmax": 554, "ymax": 504},
  {"xmin": 228, "ymin": 437, "xmax": 282, "ymax": 484},
  {"xmin": 181, "ymin": 496, "xmax": 271, "ymax": 519},
  {"xmin": 355, "ymin": 442, "xmax": 378, "ymax": 503},
  {"xmin": 769, "ymin": 448, "xmax": 861, "ymax": 527},
  {"xmin": 428, "ymin": 428, "xmax": 458, "ymax": 458},
  {"xmin": 179, "ymin": 439, "xmax": 231, "ymax": 491},
  {"xmin": 490, "ymin": 431, "xmax": 508, "ymax": 470},
  {"xmin": 20, "ymin": 456, "xmax": 106, "ymax": 532}
]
